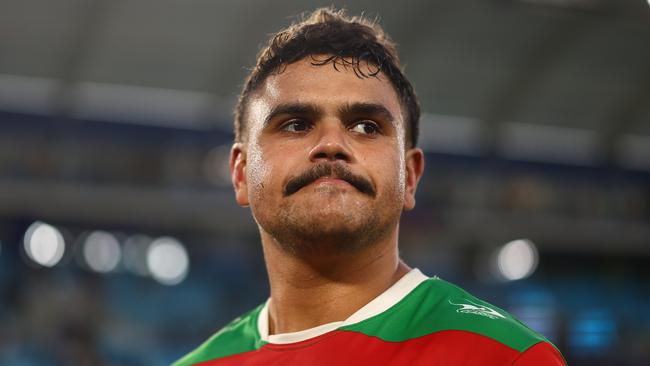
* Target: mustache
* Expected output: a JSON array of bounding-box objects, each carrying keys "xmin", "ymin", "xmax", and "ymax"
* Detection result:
[{"xmin": 283, "ymin": 163, "xmax": 376, "ymax": 197}]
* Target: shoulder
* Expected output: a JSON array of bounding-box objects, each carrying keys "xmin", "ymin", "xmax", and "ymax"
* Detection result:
[
  {"xmin": 171, "ymin": 303, "xmax": 266, "ymax": 366},
  {"xmin": 342, "ymin": 277, "xmax": 555, "ymax": 354},
  {"xmin": 420, "ymin": 278, "xmax": 550, "ymax": 352}
]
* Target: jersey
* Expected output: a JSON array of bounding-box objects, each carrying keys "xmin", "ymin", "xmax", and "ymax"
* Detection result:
[{"xmin": 172, "ymin": 269, "xmax": 566, "ymax": 365}]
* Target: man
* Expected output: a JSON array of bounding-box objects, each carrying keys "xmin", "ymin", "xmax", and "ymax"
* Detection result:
[{"xmin": 173, "ymin": 8, "xmax": 566, "ymax": 366}]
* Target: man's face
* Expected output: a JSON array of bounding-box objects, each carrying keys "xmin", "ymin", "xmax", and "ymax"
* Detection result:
[{"xmin": 230, "ymin": 57, "xmax": 424, "ymax": 253}]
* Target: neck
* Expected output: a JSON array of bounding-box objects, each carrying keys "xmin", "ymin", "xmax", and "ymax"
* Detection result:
[{"xmin": 260, "ymin": 226, "xmax": 411, "ymax": 335}]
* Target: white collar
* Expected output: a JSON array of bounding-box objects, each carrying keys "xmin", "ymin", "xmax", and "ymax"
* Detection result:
[{"xmin": 258, "ymin": 268, "xmax": 429, "ymax": 344}]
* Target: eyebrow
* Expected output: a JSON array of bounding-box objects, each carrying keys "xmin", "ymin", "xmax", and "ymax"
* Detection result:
[
  {"xmin": 264, "ymin": 102, "xmax": 323, "ymax": 127},
  {"xmin": 337, "ymin": 102, "xmax": 396, "ymax": 124},
  {"xmin": 263, "ymin": 101, "xmax": 396, "ymax": 127}
]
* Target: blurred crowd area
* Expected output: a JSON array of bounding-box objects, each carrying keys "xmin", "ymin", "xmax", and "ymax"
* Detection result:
[
  {"xmin": 1, "ymin": 0, "xmax": 650, "ymax": 365},
  {"xmin": 0, "ymin": 113, "xmax": 649, "ymax": 366}
]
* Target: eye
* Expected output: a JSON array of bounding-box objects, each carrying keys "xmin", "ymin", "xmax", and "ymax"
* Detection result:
[
  {"xmin": 281, "ymin": 119, "xmax": 311, "ymax": 133},
  {"xmin": 350, "ymin": 121, "xmax": 380, "ymax": 135}
]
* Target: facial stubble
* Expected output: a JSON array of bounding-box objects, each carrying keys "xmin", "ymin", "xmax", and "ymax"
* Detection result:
[{"xmin": 250, "ymin": 164, "xmax": 404, "ymax": 256}]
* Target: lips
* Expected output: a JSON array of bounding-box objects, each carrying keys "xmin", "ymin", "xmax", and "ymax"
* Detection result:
[
  {"xmin": 311, "ymin": 176, "xmax": 351, "ymax": 186},
  {"xmin": 294, "ymin": 175, "xmax": 355, "ymax": 194}
]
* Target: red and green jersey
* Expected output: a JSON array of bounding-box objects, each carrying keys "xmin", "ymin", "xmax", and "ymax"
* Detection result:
[{"xmin": 173, "ymin": 269, "xmax": 566, "ymax": 365}]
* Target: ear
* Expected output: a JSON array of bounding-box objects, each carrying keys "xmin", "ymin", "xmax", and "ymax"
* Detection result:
[
  {"xmin": 230, "ymin": 143, "xmax": 249, "ymax": 207},
  {"xmin": 403, "ymin": 147, "xmax": 425, "ymax": 211}
]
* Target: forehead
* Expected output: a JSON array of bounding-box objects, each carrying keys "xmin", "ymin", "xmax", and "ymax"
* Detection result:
[{"xmin": 247, "ymin": 57, "xmax": 404, "ymax": 130}]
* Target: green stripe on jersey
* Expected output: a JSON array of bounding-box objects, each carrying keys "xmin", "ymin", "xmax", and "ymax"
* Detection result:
[
  {"xmin": 340, "ymin": 278, "xmax": 548, "ymax": 352},
  {"xmin": 172, "ymin": 304, "xmax": 266, "ymax": 366}
]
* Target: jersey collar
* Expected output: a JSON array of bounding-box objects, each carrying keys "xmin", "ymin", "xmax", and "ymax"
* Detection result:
[{"xmin": 258, "ymin": 268, "xmax": 429, "ymax": 344}]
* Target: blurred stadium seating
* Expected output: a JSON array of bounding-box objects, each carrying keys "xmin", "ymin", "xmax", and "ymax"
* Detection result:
[{"xmin": 1, "ymin": 0, "xmax": 649, "ymax": 365}]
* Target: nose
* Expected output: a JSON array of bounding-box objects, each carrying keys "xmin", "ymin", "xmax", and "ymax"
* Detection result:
[{"xmin": 308, "ymin": 122, "xmax": 353, "ymax": 163}]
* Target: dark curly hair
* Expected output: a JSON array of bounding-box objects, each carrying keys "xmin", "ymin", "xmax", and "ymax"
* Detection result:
[{"xmin": 234, "ymin": 7, "xmax": 420, "ymax": 148}]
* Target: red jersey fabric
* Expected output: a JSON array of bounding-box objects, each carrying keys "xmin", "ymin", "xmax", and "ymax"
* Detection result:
[{"xmin": 173, "ymin": 269, "xmax": 566, "ymax": 366}]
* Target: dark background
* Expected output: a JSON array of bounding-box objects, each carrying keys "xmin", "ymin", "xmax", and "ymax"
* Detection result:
[{"xmin": 1, "ymin": 0, "xmax": 649, "ymax": 365}]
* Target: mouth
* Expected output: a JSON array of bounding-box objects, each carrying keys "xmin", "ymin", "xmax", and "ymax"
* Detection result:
[{"xmin": 310, "ymin": 176, "xmax": 352, "ymax": 186}]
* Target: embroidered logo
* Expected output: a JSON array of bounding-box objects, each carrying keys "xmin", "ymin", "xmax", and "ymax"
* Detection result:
[{"xmin": 449, "ymin": 299, "xmax": 506, "ymax": 320}]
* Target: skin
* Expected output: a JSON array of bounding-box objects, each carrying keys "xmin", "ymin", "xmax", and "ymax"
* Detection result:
[{"xmin": 230, "ymin": 56, "xmax": 425, "ymax": 334}]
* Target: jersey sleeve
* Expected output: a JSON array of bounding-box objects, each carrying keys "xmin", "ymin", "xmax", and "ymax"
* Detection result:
[{"xmin": 511, "ymin": 341, "xmax": 566, "ymax": 366}]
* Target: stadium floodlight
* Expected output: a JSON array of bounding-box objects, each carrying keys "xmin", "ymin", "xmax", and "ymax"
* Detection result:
[
  {"xmin": 146, "ymin": 237, "xmax": 189, "ymax": 285},
  {"xmin": 495, "ymin": 239, "xmax": 539, "ymax": 281},
  {"xmin": 83, "ymin": 230, "xmax": 122, "ymax": 273},
  {"xmin": 123, "ymin": 234, "xmax": 152, "ymax": 276},
  {"xmin": 23, "ymin": 221, "xmax": 65, "ymax": 267}
]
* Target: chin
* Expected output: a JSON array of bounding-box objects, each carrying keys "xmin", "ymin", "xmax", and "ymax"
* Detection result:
[
  {"xmin": 266, "ymin": 205, "xmax": 384, "ymax": 254},
  {"xmin": 252, "ymin": 189, "xmax": 402, "ymax": 254},
  {"xmin": 293, "ymin": 206, "xmax": 368, "ymax": 234},
  {"xmin": 298, "ymin": 198, "xmax": 371, "ymax": 226}
]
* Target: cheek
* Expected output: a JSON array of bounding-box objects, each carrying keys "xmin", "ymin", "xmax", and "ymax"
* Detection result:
[
  {"xmin": 372, "ymin": 148, "xmax": 406, "ymax": 197},
  {"xmin": 246, "ymin": 142, "xmax": 293, "ymax": 202},
  {"xmin": 393, "ymin": 154, "xmax": 407, "ymax": 196},
  {"xmin": 246, "ymin": 145, "xmax": 274, "ymax": 199},
  {"xmin": 397, "ymin": 153, "xmax": 406, "ymax": 193},
  {"xmin": 392, "ymin": 122, "xmax": 408, "ymax": 191}
]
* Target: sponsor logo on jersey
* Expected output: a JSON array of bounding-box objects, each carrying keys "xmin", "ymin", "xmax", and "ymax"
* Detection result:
[{"xmin": 449, "ymin": 299, "xmax": 506, "ymax": 320}]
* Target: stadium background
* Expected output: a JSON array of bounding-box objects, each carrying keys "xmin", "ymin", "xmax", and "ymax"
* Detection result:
[{"xmin": 0, "ymin": 0, "xmax": 649, "ymax": 365}]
